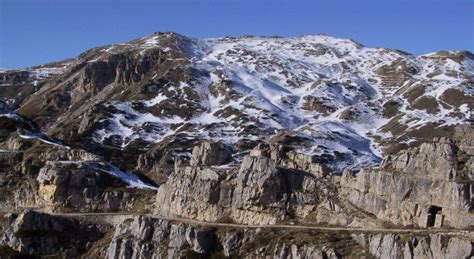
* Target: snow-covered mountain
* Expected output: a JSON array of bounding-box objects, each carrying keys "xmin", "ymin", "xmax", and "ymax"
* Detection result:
[
  {"xmin": 1, "ymin": 32, "xmax": 472, "ymax": 173},
  {"xmin": 2, "ymin": 32, "xmax": 474, "ymax": 258}
]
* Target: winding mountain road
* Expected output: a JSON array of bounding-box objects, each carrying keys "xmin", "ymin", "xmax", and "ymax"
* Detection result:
[{"xmin": 7, "ymin": 209, "xmax": 469, "ymax": 238}]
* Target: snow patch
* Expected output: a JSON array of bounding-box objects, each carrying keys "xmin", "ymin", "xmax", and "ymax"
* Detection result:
[
  {"xmin": 95, "ymin": 162, "xmax": 158, "ymax": 190},
  {"xmin": 18, "ymin": 132, "xmax": 71, "ymax": 150}
]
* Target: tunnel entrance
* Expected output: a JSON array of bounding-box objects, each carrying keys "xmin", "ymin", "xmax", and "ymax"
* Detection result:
[{"xmin": 426, "ymin": 205, "xmax": 442, "ymax": 227}]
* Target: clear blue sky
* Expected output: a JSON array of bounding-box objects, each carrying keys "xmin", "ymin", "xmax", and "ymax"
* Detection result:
[{"xmin": 1, "ymin": 0, "xmax": 473, "ymax": 69}]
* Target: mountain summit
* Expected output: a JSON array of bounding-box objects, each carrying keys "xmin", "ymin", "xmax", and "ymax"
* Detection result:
[{"xmin": 2, "ymin": 32, "xmax": 472, "ymax": 173}]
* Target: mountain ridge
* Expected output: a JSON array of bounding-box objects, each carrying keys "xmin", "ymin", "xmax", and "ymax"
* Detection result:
[{"xmin": 1, "ymin": 32, "xmax": 473, "ymax": 174}]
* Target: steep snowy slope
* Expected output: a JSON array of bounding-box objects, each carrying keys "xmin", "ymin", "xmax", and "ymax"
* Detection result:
[{"xmin": 2, "ymin": 32, "xmax": 472, "ymax": 172}]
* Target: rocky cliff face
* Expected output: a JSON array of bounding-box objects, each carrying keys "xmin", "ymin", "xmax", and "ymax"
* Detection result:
[
  {"xmin": 105, "ymin": 215, "xmax": 356, "ymax": 258},
  {"xmin": 340, "ymin": 132, "xmax": 474, "ymax": 229},
  {"xmin": 156, "ymin": 143, "xmax": 328, "ymax": 224},
  {"xmin": 36, "ymin": 160, "xmax": 156, "ymax": 213},
  {"xmin": 1, "ymin": 211, "xmax": 102, "ymax": 257},
  {"xmin": 0, "ymin": 104, "xmax": 158, "ymax": 214},
  {"xmin": 352, "ymin": 233, "xmax": 473, "ymax": 259}
]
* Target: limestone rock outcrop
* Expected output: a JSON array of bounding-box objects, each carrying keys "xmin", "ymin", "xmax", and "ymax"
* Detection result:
[
  {"xmin": 156, "ymin": 144, "xmax": 328, "ymax": 224},
  {"xmin": 36, "ymin": 161, "xmax": 155, "ymax": 213},
  {"xmin": 0, "ymin": 210, "xmax": 101, "ymax": 257},
  {"xmin": 104, "ymin": 215, "xmax": 356, "ymax": 258},
  {"xmin": 190, "ymin": 141, "xmax": 233, "ymax": 167},
  {"xmin": 352, "ymin": 233, "xmax": 473, "ymax": 259},
  {"xmin": 106, "ymin": 216, "xmax": 219, "ymax": 259},
  {"xmin": 340, "ymin": 137, "xmax": 474, "ymax": 228},
  {"xmin": 265, "ymin": 143, "xmax": 328, "ymax": 177}
]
